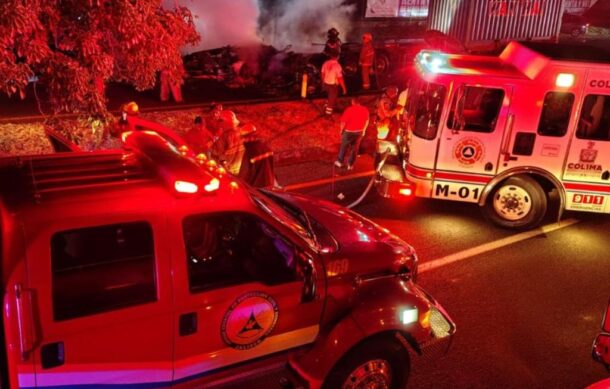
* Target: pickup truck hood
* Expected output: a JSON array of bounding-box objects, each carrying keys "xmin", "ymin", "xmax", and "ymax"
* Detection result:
[{"xmin": 266, "ymin": 191, "xmax": 417, "ymax": 276}]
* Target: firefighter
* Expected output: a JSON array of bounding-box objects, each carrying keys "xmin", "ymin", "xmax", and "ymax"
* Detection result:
[
  {"xmin": 321, "ymin": 51, "xmax": 347, "ymax": 115},
  {"xmin": 113, "ymin": 101, "xmax": 139, "ymax": 136},
  {"xmin": 335, "ymin": 96, "xmax": 370, "ymax": 170},
  {"xmin": 184, "ymin": 116, "xmax": 215, "ymax": 156},
  {"xmin": 207, "ymin": 102, "xmax": 224, "ymax": 136},
  {"xmin": 376, "ymin": 86, "xmax": 400, "ymax": 140},
  {"xmin": 323, "ymin": 28, "xmax": 342, "ymax": 58},
  {"xmin": 211, "ymin": 110, "xmax": 245, "ymax": 175},
  {"xmin": 238, "ymin": 123, "xmax": 277, "ymax": 188},
  {"xmin": 359, "ymin": 32, "xmax": 375, "ymax": 90}
]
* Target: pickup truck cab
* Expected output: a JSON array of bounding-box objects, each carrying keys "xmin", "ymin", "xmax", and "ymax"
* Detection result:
[{"xmin": 0, "ymin": 130, "xmax": 454, "ymax": 388}]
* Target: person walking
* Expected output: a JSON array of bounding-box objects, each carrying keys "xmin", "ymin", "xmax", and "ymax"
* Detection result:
[
  {"xmin": 359, "ymin": 32, "xmax": 375, "ymax": 90},
  {"xmin": 160, "ymin": 68, "xmax": 183, "ymax": 103},
  {"xmin": 321, "ymin": 51, "xmax": 347, "ymax": 115},
  {"xmin": 335, "ymin": 96, "xmax": 370, "ymax": 170}
]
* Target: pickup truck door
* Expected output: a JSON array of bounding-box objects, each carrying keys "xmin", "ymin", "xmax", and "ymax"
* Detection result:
[
  {"xmin": 170, "ymin": 210, "xmax": 324, "ymax": 385},
  {"xmin": 23, "ymin": 212, "xmax": 173, "ymax": 387}
]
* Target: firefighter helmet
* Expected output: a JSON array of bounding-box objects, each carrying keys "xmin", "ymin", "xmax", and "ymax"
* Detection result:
[
  {"xmin": 122, "ymin": 101, "xmax": 139, "ymax": 115},
  {"xmin": 327, "ymin": 28, "xmax": 340, "ymax": 38},
  {"xmin": 219, "ymin": 110, "xmax": 239, "ymax": 128},
  {"xmin": 385, "ymin": 86, "xmax": 399, "ymax": 98}
]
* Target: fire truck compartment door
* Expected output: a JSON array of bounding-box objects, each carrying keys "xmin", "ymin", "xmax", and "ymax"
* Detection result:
[
  {"xmin": 24, "ymin": 211, "xmax": 174, "ymax": 387},
  {"xmin": 433, "ymin": 85, "xmax": 514, "ymax": 203},
  {"xmin": 172, "ymin": 210, "xmax": 324, "ymax": 384}
]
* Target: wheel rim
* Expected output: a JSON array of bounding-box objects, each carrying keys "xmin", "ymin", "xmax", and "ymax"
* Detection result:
[
  {"xmin": 493, "ymin": 184, "xmax": 533, "ymax": 221},
  {"xmin": 342, "ymin": 359, "xmax": 392, "ymax": 389}
]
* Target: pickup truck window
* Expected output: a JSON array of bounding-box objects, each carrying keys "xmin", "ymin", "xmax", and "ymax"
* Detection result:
[
  {"xmin": 183, "ymin": 213, "xmax": 298, "ymax": 293},
  {"xmin": 51, "ymin": 222, "xmax": 157, "ymax": 321}
]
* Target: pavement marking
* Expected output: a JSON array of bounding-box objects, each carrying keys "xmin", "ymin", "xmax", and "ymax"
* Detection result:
[
  {"xmin": 419, "ymin": 218, "xmax": 580, "ymax": 273},
  {"xmin": 284, "ymin": 170, "xmax": 375, "ymax": 191}
]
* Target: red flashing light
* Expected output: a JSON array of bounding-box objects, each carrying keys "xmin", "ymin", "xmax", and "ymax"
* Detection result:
[
  {"xmin": 175, "ymin": 180, "xmax": 198, "ymax": 194},
  {"xmin": 399, "ymin": 188, "xmax": 413, "ymax": 196}
]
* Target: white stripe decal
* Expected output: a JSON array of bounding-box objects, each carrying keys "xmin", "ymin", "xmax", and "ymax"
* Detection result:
[
  {"xmin": 419, "ymin": 219, "xmax": 580, "ymax": 273},
  {"xmin": 174, "ymin": 325, "xmax": 319, "ymax": 380},
  {"xmin": 20, "ymin": 366, "xmax": 171, "ymax": 386}
]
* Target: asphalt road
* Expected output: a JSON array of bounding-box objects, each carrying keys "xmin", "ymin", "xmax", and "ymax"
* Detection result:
[{"xmin": 293, "ymin": 170, "xmax": 610, "ymax": 388}]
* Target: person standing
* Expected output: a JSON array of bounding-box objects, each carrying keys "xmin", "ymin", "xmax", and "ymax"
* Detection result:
[
  {"xmin": 211, "ymin": 110, "xmax": 245, "ymax": 175},
  {"xmin": 160, "ymin": 68, "xmax": 183, "ymax": 103},
  {"xmin": 323, "ymin": 28, "xmax": 342, "ymax": 58},
  {"xmin": 184, "ymin": 116, "xmax": 215, "ymax": 156},
  {"xmin": 376, "ymin": 85, "xmax": 400, "ymax": 139},
  {"xmin": 335, "ymin": 96, "xmax": 369, "ymax": 170},
  {"xmin": 238, "ymin": 123, "xmax": 277, "ymax": 188},
  {"xmin": 359, "ymin": 33, "xmax": 375, "ymax": 90},
  {"xmin": 207, "ymin": 102, "xmax": 224, "ymax": 136},
  {"xmin": 321, "ymin": 51, "xmax": 347, "ymax": 115}
]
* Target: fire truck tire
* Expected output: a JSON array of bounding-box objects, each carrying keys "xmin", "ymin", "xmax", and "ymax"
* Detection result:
[
  {"xmin": 323, "ymin": 336, "xmax": 410, "ymax": 389},
  {"xmin": 483, "ymin": 175, "xmax": 547, "ymax": 229},
  {"xmin": 375, "ymin": 52, "xmax": 391, "ymax": 76}
]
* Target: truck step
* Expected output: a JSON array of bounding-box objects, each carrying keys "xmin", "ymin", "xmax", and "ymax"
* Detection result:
[{"xmin": 205, "ymin": 362, "xmax": 308, "ymax": 389}]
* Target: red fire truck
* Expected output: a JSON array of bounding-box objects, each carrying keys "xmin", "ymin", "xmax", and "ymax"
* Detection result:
[
  {"xmin": 376, "ymin": 41, "xmax": 610, "ymax": 229},
  {"xmin": 0, "ymin": 130, "xmax": 454, "ymax": 388}
]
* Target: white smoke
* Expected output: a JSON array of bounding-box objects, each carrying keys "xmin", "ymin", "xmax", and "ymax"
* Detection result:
[
  {"xmin": 167, "ymin": 0, "xmax": 261, "ymax": 53},
  {"xmin": 259, "ymin": 0, "xmax": 357, "ymax": 53},
  {"xmin": 167, "ymin": 0, "xmax": 356, "ymax": 54}
]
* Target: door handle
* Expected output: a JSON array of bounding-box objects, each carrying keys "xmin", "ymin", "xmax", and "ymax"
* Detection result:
[
  {"xmin": 179, "ymin": 312, "xmax": 198, "ymax": 336},
  {"xmin": 14, "ymin": 283, "xmax": 35, "ymax": 361},
  {"xmin": 41, "ymin": 341, "xmax": 65, "ymax": 369}
]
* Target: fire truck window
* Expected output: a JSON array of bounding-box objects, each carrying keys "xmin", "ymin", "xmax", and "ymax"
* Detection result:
[
  {"xmin": 537, "ymin": 92, "xmax": 574, "ymax": 137},
  {"xmin": 447, "ymin": 86, "xmax": 504, "ymax": 133},
  {"xmin": 577, "ymin": 94, "xmax": 610, "ymax": 141},
  {"xmin": 51, "ymin": 222, "xmax": 156, "ymax": 321},
  {"xmin": 410, "ymin": 82, "xmax": 446, "ymax": 140},
  {"xmin": 184, "ymin": 213, "xmax": 297, "ymax": 293}
]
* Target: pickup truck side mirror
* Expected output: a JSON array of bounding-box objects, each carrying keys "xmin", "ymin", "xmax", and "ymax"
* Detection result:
[
  {"xmin": 299, "ymin": 254, "xmax": 317, "ymax": 303},
  {"xmin": 593, "ymin": 334, "xmax": 610, "ymax": 371}
]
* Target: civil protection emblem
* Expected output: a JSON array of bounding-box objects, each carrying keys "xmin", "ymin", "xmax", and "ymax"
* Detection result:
[
  {"xmin": 580, "ymin": 141, "xmax": 598, "ymax": 163},
  {"xmin": 221, "ymin": 291, "xmax": 279, "ymax": 350}
]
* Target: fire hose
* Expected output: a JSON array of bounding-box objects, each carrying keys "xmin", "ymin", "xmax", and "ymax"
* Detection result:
[{"xmin": 344, "ymin": 148, "xmax": 390, "ymax": 209}]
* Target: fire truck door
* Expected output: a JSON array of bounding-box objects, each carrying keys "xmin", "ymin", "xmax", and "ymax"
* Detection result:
[
  {"xmin": 25, "ymin": 214, "xmax": 174, "ymax": 387},
  {"xmin": 563, "ymin": 89, "xmax": 610, "ymax": 212},
  {"xmin": 172, "ymin": 212, "xmax": 324, "ymax": 385},
  {"xmin": 433, "ymin": 84, "xmax": 513, "ymax": 203}
]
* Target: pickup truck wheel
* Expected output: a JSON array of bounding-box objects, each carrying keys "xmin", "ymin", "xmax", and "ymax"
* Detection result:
[
  {"xmin": 323, "ymin": 337, "xmax": 409, "ymax": 389},
  {"xmin": 483, "ymin": 175, "xmax": 547, "ymax": 229}
]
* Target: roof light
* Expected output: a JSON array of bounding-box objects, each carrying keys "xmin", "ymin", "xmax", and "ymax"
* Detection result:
[
  {"xmin": 430, "ymin": 57, "xmax": 444, "ymax": 73},
  {"xmin": 196, "ymin": 153, "xmax": 207, "ymax": 164},
  {"xmin": 204, "ymin": 178, "xmax": 220, "ymax": 192},
  {"xmin": 556, "ymin": 73, "xmax": 574, "ymax": 88},
  {"xmin": 175, "ymin": 180, "xmax": 198, "ymax": 194}
]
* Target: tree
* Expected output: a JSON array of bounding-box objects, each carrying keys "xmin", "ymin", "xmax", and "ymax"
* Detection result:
[{"xmin": 0, "ymin": 0, "xmax": 199, "ymax": 118}]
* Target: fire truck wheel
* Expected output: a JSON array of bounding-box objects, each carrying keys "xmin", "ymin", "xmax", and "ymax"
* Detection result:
[
  {"xmin": 484, "ymin": 175, "xmax": 547, "ymax": 229},
  {"xmin": 323, "ymin": 336, "xmax": 410, "ymax": 389}
]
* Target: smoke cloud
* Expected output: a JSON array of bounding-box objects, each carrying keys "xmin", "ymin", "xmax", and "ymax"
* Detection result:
[
  {"xmin": 167, "ymin": 0, "xmax": 356, "ymax": 53},
  {"xmin": 259, "ymin": 0, "xmax": 357, "ymax": 52},
  {"xmin": 168, "ymin": 0, "xmax": 260, "ymax": 53}
]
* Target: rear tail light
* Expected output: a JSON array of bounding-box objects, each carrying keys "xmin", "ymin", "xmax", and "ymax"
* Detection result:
[
  {"xmin": 399, "ymin": 188, "xmax": 412, "ymax": 196},
  {"xmin": 175, "ymin": 180, "xmax": 198, "ymax": 194}
]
